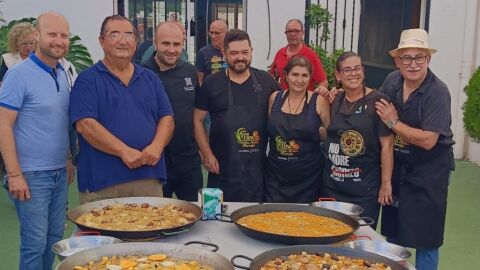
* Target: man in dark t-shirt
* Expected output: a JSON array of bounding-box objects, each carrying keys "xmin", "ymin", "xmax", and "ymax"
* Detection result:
[
  {"xmin": 194, "ymin": 29, "xmax": 282, "ymax": 202},
  {"xmin": 375, "ymin": 29, "xmax": 454, "ymax": 270},
  {"xmin": 143, "ymin": 21, "xmax": 202, "ymax": 201},
  {"xmin": 195, "ymin": 20, "xmax": 228, "ymax": 85}
]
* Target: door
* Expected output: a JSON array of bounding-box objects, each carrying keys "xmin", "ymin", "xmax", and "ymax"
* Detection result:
[{"xmin": 358, "ymin": 0, "xmax": 423, "ymax": 88}]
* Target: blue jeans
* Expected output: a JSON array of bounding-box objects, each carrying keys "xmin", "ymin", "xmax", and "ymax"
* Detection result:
[
  {"xmin": 6, "ymin": 168, "xmax": 68, "ymax": 270},
  {"xmin": 416, "ymin": 248, "xmax": 439, "ymax": 270}
]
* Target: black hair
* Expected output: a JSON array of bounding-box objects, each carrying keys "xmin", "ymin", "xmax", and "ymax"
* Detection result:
[
  {"xmin": 335, "ymin": 51, "xmax": 364, "ymax": 89},
  {"xmin": 335, "ymin": 51, "xmax": 362, "ymax": 71},
  {"xmin": 283, "ymin": 55, "xmax": 312, "ymax": 76},
  {"xmin": 100, "ymin": 15, "xmax": 136, "ymax": 36},
  {"xmin": 223, "ymin": 29, "xmax": 251, "ymax": 51}
]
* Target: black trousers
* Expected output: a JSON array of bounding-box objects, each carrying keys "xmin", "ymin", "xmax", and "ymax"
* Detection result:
[{"xmin": 163, "ymin": 154, "xmax": 203, "ymax": 201}]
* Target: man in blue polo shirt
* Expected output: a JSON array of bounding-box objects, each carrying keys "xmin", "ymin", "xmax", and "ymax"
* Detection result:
[
  {"xmin": 70, "ymin": 15, "xmax": 174, "ymax": 204},
  {"xmin": 0, "ymin": 12, "xmax": 71, "ymax": 270}
]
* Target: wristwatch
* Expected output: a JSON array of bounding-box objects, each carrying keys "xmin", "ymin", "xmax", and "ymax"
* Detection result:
[{"xmin": 386, "ymin": 119, "xmax": 400, "ymax": 129}]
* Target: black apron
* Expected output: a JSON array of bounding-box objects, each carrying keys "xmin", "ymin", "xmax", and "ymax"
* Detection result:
[
  {"xmin": 322, "ymin": 92, "xmax": 382, "ymax": 226},
  {"xmin": 264, "ymin": 92, "xmax": 323, "ymax": 203},
  {"xmin": 207, "ymin": 69, "xmax": 267, "ymax": 202},
  {"xmin": 381, "ymin": 88, "xmax": 452, "ymax": 249}
]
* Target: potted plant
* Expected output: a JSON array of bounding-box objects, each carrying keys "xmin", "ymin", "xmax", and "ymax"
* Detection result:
[
  {"xmin": 306, "ymin": 4, "xmax": 344, "ymax": 88},
  {"xmin": 463, "ymin": 66, "xmax": 480, "ymax": 164}
]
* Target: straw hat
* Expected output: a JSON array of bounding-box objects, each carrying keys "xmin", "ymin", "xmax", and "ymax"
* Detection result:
[{"xmin": 389, "ymin": 28, "xmax": 437, "ymax": 57}]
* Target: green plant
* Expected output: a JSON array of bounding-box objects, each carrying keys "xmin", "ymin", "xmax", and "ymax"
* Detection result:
[
  {"xmin": 464, "ymin": 66, "xmax": 480, "ymax": 141},
  {"xmin": 0, "ymin": 17, "xmax": 93, "ymax": 72},
  {"xmin": 306, "ymin": 4, "xmax": 333, "ymax": 47},
  {"xmin": 313, "ymin": 46, "xmax": 344, "ymax": 88},
  {"xmin": 306, "ymin": 4, "xmax": 343, "ymax": 88},
  {"xmin": 66, "ymin": 35, "xmax": 94, "ymax": 72}
]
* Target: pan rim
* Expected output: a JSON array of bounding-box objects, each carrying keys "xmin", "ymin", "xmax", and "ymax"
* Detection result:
[
  {"xmin": 247, "ymin": 244, "xmax": 405, "ymax": 270},
  {"xmin": 67, "ymin": 197, "xmax": 202, "ymax": 236},
  {"xmin": 229, "ymin": 204, "xmax": 360, "ymax": 244}
]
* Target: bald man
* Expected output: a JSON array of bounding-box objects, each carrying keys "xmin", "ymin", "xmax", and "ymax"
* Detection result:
[
  {"xmin": 140, "ymin": 21, "xmax": 188, "ymax": 64},
  {"xmin": 195, "ymin": 19, "xmax": 228, "ymax": 85},
  {"xmin": 142, "ymin": 22, "xmax": 202, "ymax": 200},
  {"xmin": 0, "ymin": 12, "xmax": 71, "ymax": 270}
]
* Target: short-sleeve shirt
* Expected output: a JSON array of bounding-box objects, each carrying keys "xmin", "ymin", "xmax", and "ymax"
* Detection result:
[
  {"xmin": 380, "ymin": 69, "xmax": 454, "ymax": 147},
  {"xmin": 0, "ymin": 53, "xmax": 70, "ymax": 171},
  {"xmin": 195, "ymin": 68, "xmax": 283, "ymax": 115},
  {"xmin": 269, "ymin": 44, "xmax": 327, "ymax": 91},
  {"xmin": 70, "ymin": 61, "xmax": 174, "ymax": 192},
  {"xmin": 195, "ymin": 44, "xmax": 226, "ymax": 78},
  {"xmin": 142, "ymin": 57, "xmax": 198, "ymax": 159}
]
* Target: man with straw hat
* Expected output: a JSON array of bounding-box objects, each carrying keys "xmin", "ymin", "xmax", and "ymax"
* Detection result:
[{"xmin": 375, "ymin": 28, "xmax": 454, "ymax": 270}]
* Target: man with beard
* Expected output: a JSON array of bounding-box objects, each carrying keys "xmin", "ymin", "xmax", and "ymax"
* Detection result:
[
  {"xmin": 270, "ymin": 19, "xmax": 327, "ymax": 91},
  {"xmin": 376, "ymin": 29, "xmax": 454, "ymax": 270},
  {"xmin": 0, "ymin": 12, "xmax": 71, "ymax": 270},
  {"xmin": 70, "ymin": 15, "xmax": 174, "ymax": 204},
  {"xmin": 142, "ymin": 22, "xmax": 202, "ymax": 201},
  {"xmin": 194, "ymin": 29, "xmax": 282, "ymax": 202}
]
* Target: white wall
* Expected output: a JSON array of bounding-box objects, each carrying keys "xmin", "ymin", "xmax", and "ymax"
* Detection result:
[
  {"xmin": 245, "ymin": 0, "xmax": 306, "ymax": 70},
  {"xmin": 428, "ymin": 0, "xmax": 479, "ymax": 161},
  {"xmin": 1, "ymin": 0, "xmax": 115, "ymax": 61}
]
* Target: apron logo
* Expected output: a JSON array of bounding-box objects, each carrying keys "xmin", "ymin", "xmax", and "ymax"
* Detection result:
[
  {"xmin": 394, "ymin": 134, "xmax": 409, "ymax": 148},
  {"xmin": 339, "ymin": 130, "xmax": 365, "ymax": 156},
  {"xmin": 275, "ymin": 136, "xmax": 300, "ymax": 156},
  {"xmin": 234, "ymin": 127, "xmax": 260, "ymax": 148},
  {"xmin": 327, "ymin": 142, "xmax": 362, "ymax": 180},
  {"xmin": 184, "ymin": 77, "xmax": 195, "ymax": 91},
  {"xmin": 211, "ymin": 55, "xmax": 224, "ymax": 74}
]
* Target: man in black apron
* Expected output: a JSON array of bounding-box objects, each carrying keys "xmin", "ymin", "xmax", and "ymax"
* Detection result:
[
  {"xmin": 194, "ymin": 29, "xmax": 282, "ymax": 202},
  {"xmin": 376, "ymin": 29, "xmax": 454, "ymax": 270},
  {"xmin": 142, "ymin": 22, "xmax": 202, "ymax": 201}
]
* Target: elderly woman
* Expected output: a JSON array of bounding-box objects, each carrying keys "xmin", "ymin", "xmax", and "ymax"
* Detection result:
[
  {"xmin": 264, "ymin": 55, "xmax": 330, "ymax": 203},
  {"xmin": 322, "ymin": 52, "xmax": 393, "ymax": 228},
  {"xmin": 0, "ymin": 22, "xmax": 37, "ymax": 82}
]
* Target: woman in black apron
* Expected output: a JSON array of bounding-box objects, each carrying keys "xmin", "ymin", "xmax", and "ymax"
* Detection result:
[
  {"xmin": 264, "ymin": 56, "xmax": 330, "ymax": 203},
  {"xmin": 322, "ymin": 52, "xmax": 394, "ymax": 229}
]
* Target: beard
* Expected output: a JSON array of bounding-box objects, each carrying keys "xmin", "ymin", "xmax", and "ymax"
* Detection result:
[
  {"xmin": 156, "ymin": 52, "xmax": 179, "ymax": 68},
  {"xmin": 227, "ymin": 59, "xmax": 251, "ymax": 74},
  {"xmin": 38, "ymin": 43, "xmax": 67, "ymax": 60}
]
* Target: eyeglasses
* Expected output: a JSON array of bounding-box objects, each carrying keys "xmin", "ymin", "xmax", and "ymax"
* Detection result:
[
  {"xmin": 284, "ymin": 29, "xmax": 302, "ymax": 35},
  {"xmin": 18, "ymin": 41, "xmax": 37, "ymax": 47},
  {"xmin": 398, "ymin": 55, "xmax": 427, "ymax": 65},
  {"xmin": 103, "ymin": 31, "xmax": 136, "ymax": 41},
  {"xmin": 340, "ymin": 65, "xmax": 363, "ymax": 76},
  {"xmin": 208, "ymin": 31, "xmax": 224, "ymax": 36}
]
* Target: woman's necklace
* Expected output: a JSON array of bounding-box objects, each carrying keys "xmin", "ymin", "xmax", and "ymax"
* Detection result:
[
  {"xmin": 343, "ymin": 87, "xmax": 366, "ymax": 113},
  {"xmin": 288, "ymin": 93, "xmax": 306, "ymax": 114},
  {"xmin": 343, "ymin": 98, "xmax": 359, "ymax": 113}
]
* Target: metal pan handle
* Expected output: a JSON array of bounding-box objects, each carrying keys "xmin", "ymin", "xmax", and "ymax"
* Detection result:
[
  {"xmin": 215, "ymin": 213, "xmax": 233, "ymax": 223},
  {"xmin": 88, "ymin": 196, "xmax": 115, "ymax": 202},
  {"xmin": 158, "ymin": 228, "xmax": 190, "ymax": 237},
  {"xmin": 350, "ymin": 235, "xmax": 372, "ymax": 240},
  {"xmin": 317, "ymin": 197, "xmax": 337, "ymax": 201},
  {"xmin": 184, "ymin": 241, "xmax": 219, "ymax": 252},
  {"xmin": 231, "ymin": 255, "xmax": 253, "ymax": 269},
  {"xmin": 358, "ymin": 216, "xmax": 375, "ymax": 226},
  {"xmin": 74, "ymin": 230, "xmax": 101, "ymax": 236}
]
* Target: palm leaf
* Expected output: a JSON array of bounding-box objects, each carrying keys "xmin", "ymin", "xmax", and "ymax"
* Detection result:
[{"xmin": 65, "ymin": 34, "xmax": 94, "ymax": 72}]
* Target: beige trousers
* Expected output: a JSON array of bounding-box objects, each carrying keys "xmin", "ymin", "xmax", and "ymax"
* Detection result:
[{"xmin": 79, "ymin": 178, "xmax": 163, "ymax": 204}]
